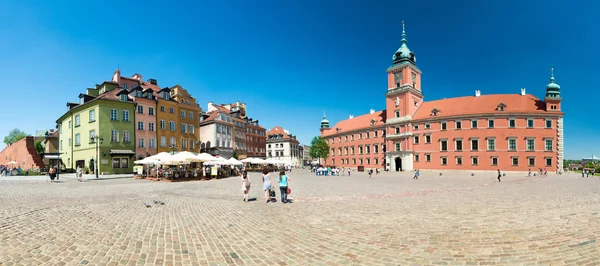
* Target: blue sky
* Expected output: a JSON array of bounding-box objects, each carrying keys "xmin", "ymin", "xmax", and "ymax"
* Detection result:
[{"xmin": 0, "ymin": 0, "xmax": 597, "ymax": 159}]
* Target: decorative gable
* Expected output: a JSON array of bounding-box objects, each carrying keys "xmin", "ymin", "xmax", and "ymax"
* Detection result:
[{"xmin": 431, "ymin": 107, "xmax": 440, "ymax": 116}]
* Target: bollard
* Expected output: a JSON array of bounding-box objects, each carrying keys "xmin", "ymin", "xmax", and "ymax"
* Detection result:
[
  {"xmin": 471, "ymin": 173, "xmax": 475, "ymax": 176},
  {"xmin": 533, "ymin": 173, "xmax": 537, "ymax": 176},
  {"xmin": 503, "ymin": 173, "xmax": 506, "ymax": 176},
  {"xmin": 439, "ymin": 172, "xmax": 443, "ymax": 176}
]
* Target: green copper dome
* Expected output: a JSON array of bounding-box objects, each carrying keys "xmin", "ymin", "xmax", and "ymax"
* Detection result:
[
  {"xmin": 545, "ymin": 68, "xmax": 561, "ymax": 99},
  {"xmin": 392, "ymin": 21, "xmax": 416, "ymax": 65},
  {"xmin": 320, "ymin": 111, "xmax": 330, "ymax": 129}
]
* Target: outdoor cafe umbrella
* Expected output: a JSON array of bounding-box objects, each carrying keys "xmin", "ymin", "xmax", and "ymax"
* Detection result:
[
  {"xmin": 195, "ymin": 153, "xmax": 217, "ymax": 162},
  {"xmin": 7, "ymin": 161, "xmax": 18, "ymax": 164},
  {"xmin": 227, "ymin": 158, "xmax": 243, "ymax": 165}
]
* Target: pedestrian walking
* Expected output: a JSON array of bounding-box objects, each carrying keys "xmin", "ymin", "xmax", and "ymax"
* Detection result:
[
  {"xmin": 528, "ymin": 168, "xmax": 531, "ymax": 177},
  {"xmin": 262, "ymin": 167, "xmax": 272, "ymax": 204},
  {"xmin": 497, "ymin": 169, "xmax": 502, "ymax": 182},
  {"xmin": 76, "ymin": 166, "xmax": 83, "ymax": 182},
  {"xmin": 413, "ymin": 169, "xmax": 420, "ymax": 179},
  {"xmin": 368, "ymin": 169, "xmax": 373, "ymax": 179},
  {"xmin": 278, "ymin": 170, "xmax": 290, "ymax": 203},
  {"xmin": 241, "ymin": 170, "xmax": 251, "ymax": 202},
  {"xmin": 49, "ymin": 166, "xmax": 56, "ymax": 182}
]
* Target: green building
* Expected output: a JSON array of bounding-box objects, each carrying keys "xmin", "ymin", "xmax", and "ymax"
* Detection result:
[{"xmin": 57, "ymin": 82, "xmax": 136, "ymax": 174}]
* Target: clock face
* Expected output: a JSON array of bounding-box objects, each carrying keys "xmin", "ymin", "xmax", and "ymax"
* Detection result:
[{"xmin": 394, "ymin": 71, "xmax": 402, "ymax": 82}]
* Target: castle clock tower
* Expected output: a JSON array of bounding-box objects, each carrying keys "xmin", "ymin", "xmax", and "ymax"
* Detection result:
[{"xmin": 384, "ymin": 21, "xmax": 424, "ymax": 172}]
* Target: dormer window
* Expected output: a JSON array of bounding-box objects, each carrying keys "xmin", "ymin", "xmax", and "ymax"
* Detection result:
[
  {"xmin": 146, "ymin": 93, "xmax": 152, "ymax": 100},
  {"xmin": 120, "ymin": 94, "xmax": 128, "ymax": 102},
  {"xmin": 79, "ymin": 97, "xmax": 84, "ymax": 105},
  {"xmin": 370, "ymin": 118, "xmax": 376, "ymax": 126},
  {"xmin": 431, "ymin": 108, "xmax": 440, "ymax": 116},
  {"xmin": 136, "ymin": 91, "xmax": 142, "ymax": 97},
  {"xmin": 163, "ymin": 92, "xmax": 169, "ymax": 100},
  {"xmin": 497, "ymin": 102, "xmax": 507, "ymax": 111}
]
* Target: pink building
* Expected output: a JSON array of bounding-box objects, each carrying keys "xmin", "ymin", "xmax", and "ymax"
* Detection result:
[
  {"xmin": 111, "ymin": 69, "xmax": 159, "ymax": 159},
  {"xmin": 320, "ymin": 23, "xmax": 564, "ymax": 172}
]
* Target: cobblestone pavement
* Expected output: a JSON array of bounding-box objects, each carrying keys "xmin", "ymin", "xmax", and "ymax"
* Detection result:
[{"xmin": 1, "ymin": 170, "xmax": 599, "ymax": 266}]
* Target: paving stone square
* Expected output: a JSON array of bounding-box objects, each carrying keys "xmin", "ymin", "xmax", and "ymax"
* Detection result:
[{"xmin": 1, "ymin": 170, "xmax": 599, "ymax": 265}]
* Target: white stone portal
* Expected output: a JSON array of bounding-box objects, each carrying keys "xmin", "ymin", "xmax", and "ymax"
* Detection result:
[{"xmin": 386, "ymin": 153, "xmax": 413, "ymax": 172}]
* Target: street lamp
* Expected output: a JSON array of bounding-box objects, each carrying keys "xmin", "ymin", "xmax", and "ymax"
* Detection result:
[
  {"xmin": 170, "ymin": 144, "xmax": 178, "ymax": 155},
  {"xmin": 91, "ymin": 136, "xmax": 104, "ymax": 178}
]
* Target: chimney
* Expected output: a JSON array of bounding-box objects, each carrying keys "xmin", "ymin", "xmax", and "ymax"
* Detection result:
[
  {"xmin": 369, "ymin": 109, "xmax": 375, "ymax": 114},
  {"xmin": 520, "ymin": 88, "xmax": 526, "ymax": 96},
  {"xmin": 132, "ymin": 74, "xmax": 143, "ymax": 82},
  {"xmin": 147, "ymin": 78, "xmax": 157, "ymax": 85},
  {"xmin": 475, "ymin": 90, "xmax": 481, "ymax": 97},
  {"xmin": 349, "ymin": 115, "xmax": 354, "ymax": 119}
]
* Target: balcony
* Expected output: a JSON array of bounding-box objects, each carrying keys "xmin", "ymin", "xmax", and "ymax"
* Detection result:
[
  {"xmin": 386, "ymin": 115, "xmax": 412, "ymax": 125},
  {"xmin": 386, "ymin": 131, "xmax": 413, "ymax": 139}
]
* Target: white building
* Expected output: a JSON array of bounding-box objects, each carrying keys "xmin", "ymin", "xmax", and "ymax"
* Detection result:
[{"xmin": 266, "ymin": 126, "xmax": 302, "ymax": 167}]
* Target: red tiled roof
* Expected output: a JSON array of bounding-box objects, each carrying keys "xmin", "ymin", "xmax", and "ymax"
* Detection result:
[
  {"xmin": 412, "ymin": 94, "xmax": 556, "ymax": 120},
  {"xmin": 323, "ymin": 111, "xmax": 386, "ymax": 137},
  {"xmin": 96, "ymin": 87, "xmax": 128, "ymax": 101},
  {"xmin": 202, "ymin": 111, "xmax": 219, "ymax": 123},
  {"xmin": 266, "ymin": 126, "xmax": 297, "ymax": 141}
]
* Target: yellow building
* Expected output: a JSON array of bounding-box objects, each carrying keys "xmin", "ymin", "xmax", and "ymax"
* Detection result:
[{"xmin": 170, "ymin": 85, "xmax": 201, "ymax": 152}]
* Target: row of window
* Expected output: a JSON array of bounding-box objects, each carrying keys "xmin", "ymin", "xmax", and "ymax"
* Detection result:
[
  {"xmin": 414, "ymin": 137, "xmax": 554, "ymax": 152},
  {"xmin": 332, "ymin": 157, "xmax": 381, "ymax": 166},
  {"xmin": 136, "ymin": 106, "xmax": 156, "ymax": 116},
  {"xmin": 268, "ymin": 150, "xmax": 301, "ymax": 157},
  {"xmin": 329, "ymin": 129, "xmax": 386, "ymax": 144},
  {"xmin": 246, "ymin": 127, "xmax": 266, "ymax": 136},
  {"xmin": 330, "ymin": 144, "xmax": 387, "ymax": 156},
  {"xmin": 157, "ymin": 120, "xmax": 195, "ymax": 133},
  {"xmin": 416, "ymin": 118, "xmax": 553, "ymax": 131},
  {"xmin": 416, "ymin": 154, "xmax": 553, "ymax": 167}
]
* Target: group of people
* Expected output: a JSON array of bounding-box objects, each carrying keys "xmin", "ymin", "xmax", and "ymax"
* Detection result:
[
  {"xmin": 240, "ymin": 167, "xmax": 291, "ymax": 204},
  {"xmin": 0, "ymin": 165, "xmax": 21, "ymax": 176},
  {"xmin": 581, "ymin": 169, "xmax": 595, "ymax": 177}
]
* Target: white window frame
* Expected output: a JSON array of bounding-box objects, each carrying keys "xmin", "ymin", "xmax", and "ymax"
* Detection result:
[
  {"xmin": 471, "ymin": 119, "xmax": 478, "ymax": 129},
  {"xmin": 513, "ymin": 157, "xmax": 520, "ymax": 166},
  {"xmin": 526, "ymin": 137, "xmax": 535, "ymax": 151},
  {"xmin": 413, "ymin": 135, "xmax": 419, "ymax": 144},
  {"xmin": 455, "ymin": 120, "xmax": 462, "ymax": 129},
  {"xmin": 138, "ymin": 121, "xmax": 144, "ymax": 130},
  {"xmin": 471, "ymin": 156, "xmax": 478, "ymax": 165},
  {"xmin": 508, "ymin": 138, "xmax": 517, "ymax": 151},
  {"xmin": 545, "ymin": 157, "xmax": 552, "ymax": 167},
  {"xmin": 508, "ymin": 117, "xmax": 516, "ymax": 128},
  {"xmin": 75, "ymin": 133, "xmax": 80, "ymax": 146},
  {"xmin": 488, "ymin": 118, "xmax": 494, "ymax": 128},
  {"xmin": 487, "ymin": 137, "xmax": 496, "ymax": 151},
  {"xmin": 527, "ymin": 118, "xmax": 534, "ymax": 128},
  {"xmin": 110, "ymin": 109, "xmax": 118, "ymax": 121},
  {"xmin": 527, "ymin": 157, "xmax": 535, "ymax": 167},
  {"xmin": 441, "ymin": 156, "xmax": 448, "ymax": 165},
  {"xmin": 456, "ymin": 156, "xmax": 462, "ymax": 165},
  {"xmin": 425, "ymin": 154, "xmax": 431, "ymax": 162},
  {"xmin": 89, "ymin": 110, "xmax": 95, "ymax": 122},
  {"xmin": 491, "ymin": 156, "xmax": 498, "ymax": 166},
  {"xmin": 425, "ymin": 134, "xmax": 431, "ymax": 144},
  {"xmin": 455, "ymin": 138, "xmax": 463, "ymax": 151},
  {"xmin": 122, "ymin": 110, "xmax": 129, "ymax": 122},
  {"xmin": 545, "ymin": 119, "xmax": 552, "ymax": 128},
  {"xmin": 138, "ymin": 138, "xmax": 145, "ymax": 148},
  {"xmin": 544, "ymin": 138, "xmax": 553, "ymax": 151},
  {"xmin": 470, "ymin": 138, "xmax": 479, "ymax": 151},
  {"xmin": 441, "ymin": 121, "xmax": 447, "ymax": 130},
  {"xmin": 440, "ymin": 139, "xmax": 448, "ymax": 151}
]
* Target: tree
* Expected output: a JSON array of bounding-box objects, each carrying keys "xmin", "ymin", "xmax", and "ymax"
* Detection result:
[
  {"xmin": 309, "ymin": 136, "xmax": 329, "ymax": 165},
  {"xmin": 34, "ymin": 140, "xmax": 44, "ymax": 154},
  {"xmin": 3, "ymin": 128, "xmax": 27, "ymax": 145},
  {"xmin": 232, "ymin": 152, "xmax": 238, "ymax": 159}
]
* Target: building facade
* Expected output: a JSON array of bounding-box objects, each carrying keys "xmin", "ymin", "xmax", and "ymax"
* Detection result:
[
  {"xmin": 57, "ymin": 82, "xmax": 136, "ymax": 174},
  {"xmin": 246, "ymin": 118, "xmax": 266, "ymax": 158},
  {"xmin": 266, "ymin": 126, "xmax": 302, "ymax": 167},
  {"xmin": 199, "ymin": 103, "xmax": 234, "ymax": 157},
  {"xmin": 154, "ymin": 86, "xmax": 181, "ymax": 154},
  {"xmin": 171, "ymin": 85, "xmax": 201, "ymax": 153},
  {"xmin": 320, "ymin": 23, "xmax": 564, "ymax": 172}
]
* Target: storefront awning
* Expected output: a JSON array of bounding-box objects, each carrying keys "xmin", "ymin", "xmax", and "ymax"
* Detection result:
[{"xmin": 109, "ymin": 150, "xmax": 136, "ymax": 155}]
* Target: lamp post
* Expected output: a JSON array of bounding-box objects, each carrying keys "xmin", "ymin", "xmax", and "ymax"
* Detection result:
[
  {"xmin": 170, "ymin": 144, "xmax": 178, "ymax": 155},
  {"xmin": 91, "ymin": 136, "xmax": 104, "ymax": 179}
]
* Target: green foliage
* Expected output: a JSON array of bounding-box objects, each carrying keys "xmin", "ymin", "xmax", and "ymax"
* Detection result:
[
  {"xmin": 3, "ymin": 128, "xmax": 27, "ymax": 145},
  {"xmin": 34, "ymin": 140, "xmax": 44, "ymax": 154},
  {"xmin": 309, "ymin": 136, "xmax": 330, "ymax": 164},
  {"xmin": 232, "ymin": 152, "xmax": 238, "ymax": 159}
]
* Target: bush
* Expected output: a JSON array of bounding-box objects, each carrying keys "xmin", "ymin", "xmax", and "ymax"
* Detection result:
[{"xmin": 83, "ymin": 166, "xmax": 90, "ymax": 174}]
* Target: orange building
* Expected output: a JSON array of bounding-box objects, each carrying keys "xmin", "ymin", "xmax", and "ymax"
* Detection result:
[
  {"xmin": 170, "ymin": 85, "xmax": 202, "ymax": 152},
  {"xmin": 147, "ymin": 83, "xmax": 181, "ymax": 154},
  {"xmin": 320, "ymin": 23, "xmax": 564, "ymax": 173}
]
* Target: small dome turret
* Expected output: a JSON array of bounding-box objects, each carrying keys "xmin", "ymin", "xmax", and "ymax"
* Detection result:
[
  {"xmin": 392, "ymin": 21, "xmax": 416, "ymax": 65},
  {"xmin": 545, "ymin": 68, "xmax": 561, "ymax": 99},
  {"xmin": 320, "ymin": 110, "xmax": 330, "ymax": 129}
]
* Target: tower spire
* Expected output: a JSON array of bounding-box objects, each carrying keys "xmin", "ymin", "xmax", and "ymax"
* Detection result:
[
  {"xmin": 550, "ymin": 66, "xmax": 555, "ymax": 82},
  {"xmin": 401, "ymin": 20, "xmax": 407, "ymax": 44}
]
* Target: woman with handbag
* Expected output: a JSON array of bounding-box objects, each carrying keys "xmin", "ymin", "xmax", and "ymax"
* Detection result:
[{"xmin": 278, "ymin": 170, "xmax": 290, "ymax": 204}]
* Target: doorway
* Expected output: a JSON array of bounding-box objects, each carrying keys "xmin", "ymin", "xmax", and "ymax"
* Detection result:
[
  {"xmin": 395, "ymin": 157, "xmax": 402, "ymax": 172},
  {"xmin": 89, "ymin": 159, "xmax": 95, "ymax": 173}
]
